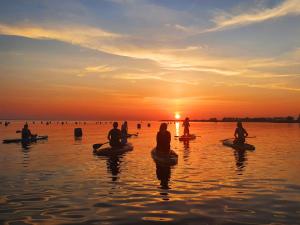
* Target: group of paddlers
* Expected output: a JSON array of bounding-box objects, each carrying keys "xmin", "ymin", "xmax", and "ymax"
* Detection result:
[
  {"xmin": 155, "ymin": 118, "xmax": 248, "ymax": 154},
  {"xmin": 21, "ymin": 117, "xmax": 249, "ymax": 152}
]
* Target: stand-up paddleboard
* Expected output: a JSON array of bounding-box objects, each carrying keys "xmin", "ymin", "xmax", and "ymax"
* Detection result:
[
  {"xmin": 151, "ymin": 148, "xmax": 178, "ymax": 165},
  {"xmin": 222, "ymin": 139, "xmax": 255, "ymax": 151},
  {"xmin": 3, "ymin": 136, "xmax": 48, "ymax": 144},
  {"xmin": 93, "ymin": 143, "xmax": 133, "ymax": 156},
  {"xmin": 178, "ymin": 134, "xmax": 196, "ymax": 141}
]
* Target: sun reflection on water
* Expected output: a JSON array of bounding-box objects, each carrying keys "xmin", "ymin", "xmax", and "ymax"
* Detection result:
[{"xmin": 175, "ymin": 122, "xmax": 180, "ymax": 137}]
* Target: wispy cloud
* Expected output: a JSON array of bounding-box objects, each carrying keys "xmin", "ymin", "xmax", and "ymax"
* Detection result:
[
  {"xmin": 206, "ymin": 0, "xmax": 300, "ymax": 32},
  {"xmin": 85, "ymin": 65, "xmax": 116, "ymax": 73},
  {"xmin": 114, "ymin": 73, "xmax": 199, "ymax": 85},
  {"xmin": 0, "ymin": 23, "xmax": 121, "ymax": 40},
  {"xmin": 216, "ymin": 81, "xmax": 300, "ymax": 92},
  {"xmin": 162, "ymin": 65, "xmax": 241, "ymax": 76},
  {"xmin": 0, "ymin": 22, "xmax": 244, "ymax": 77}
]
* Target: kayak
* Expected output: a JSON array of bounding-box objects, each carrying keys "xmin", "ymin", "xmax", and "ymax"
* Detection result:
[
  {"xmin": 178, "ymin": 134, "xmax": 196, "ymax": 141},
  {"xmin": 222, "ymin": 139, "xmax": 255, "ymax": 151},
  {"xmin": 151, "ymin": 148, "xmax": 178, "ymax": 165},
  {"xmin": 2, "ymin": 136, "xmax": 48, "ymax": 144},
  {"xmin": 93, "ymin": 143, "xmax": 133, "ymax": 156}
]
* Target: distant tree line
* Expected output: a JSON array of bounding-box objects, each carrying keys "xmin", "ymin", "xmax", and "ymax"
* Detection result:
[{"xmin": 163, "ymin": 114, "xmax": 300, "ymax": 123}]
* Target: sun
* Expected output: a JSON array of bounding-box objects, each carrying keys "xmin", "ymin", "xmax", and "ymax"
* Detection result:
[{"xmin": 175, "ymin": 112, "xmax": 181, "ymax": 120}]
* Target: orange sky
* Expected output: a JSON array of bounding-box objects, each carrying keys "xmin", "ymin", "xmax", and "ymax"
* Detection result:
[{"xmin": 0, "ymin": 0, "xmax": 299, "ymax": 120}]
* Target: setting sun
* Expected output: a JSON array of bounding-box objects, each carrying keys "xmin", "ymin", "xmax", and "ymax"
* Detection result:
[{"xmin": 175, "ymin": 113, "xmax": 181, "ymax": 120}]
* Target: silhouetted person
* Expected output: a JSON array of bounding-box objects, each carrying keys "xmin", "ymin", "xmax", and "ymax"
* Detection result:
[
  {"xmin": 156, "ymin": 123, "xmax": 171, "ymax": 154},
  {"xmin": 108, "ymin": 122, "xmax": 122, "ymax": 148},
  {"xmin": 121, "ymin": 121, "xmax": 128, "ymax": 145},
  {"xmin": 234, "ymin": 121, "xmax": 248, "ymax": 144},
  {"xmin": 21, "ymin": 124, "xmax": 36, "ymax": 140},
  {"xmin": 182, "ymin": 117, "xmax": 190, "ymax": 136}
]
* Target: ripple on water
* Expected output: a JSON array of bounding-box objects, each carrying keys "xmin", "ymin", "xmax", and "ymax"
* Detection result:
[{"xmin": 1, "ymin": 122, "xmax": 300, "ymax": 224}]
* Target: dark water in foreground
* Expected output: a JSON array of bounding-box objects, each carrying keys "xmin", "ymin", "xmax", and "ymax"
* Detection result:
[{"xmin": 0, "ymin": 121, "xmax": 300, "ymax": 225}]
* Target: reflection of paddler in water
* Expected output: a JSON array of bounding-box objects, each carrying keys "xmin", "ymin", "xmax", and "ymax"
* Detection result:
[
  {"xmin": 234, "ymin": 149, "xmax": 247, "ymax": 173},
  {"xmin": 21, "ymin": 142, "xmax": 31, "ymax": 167},
  {"xmin": 106, "ymin": 155, "xmax": 122, "ymax": 182},
  {"xmin": 155, "ymin": 163, "xmax": 171, "ymax": 190},
  {"xmin": 182, "ymin": 140, "xmax": 190, "ymax": 161}
]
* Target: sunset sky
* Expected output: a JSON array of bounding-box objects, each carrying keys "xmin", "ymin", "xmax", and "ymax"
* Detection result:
[{"xmin": 0, "ymin": 0, "xmax": 300, "ymax": 120}]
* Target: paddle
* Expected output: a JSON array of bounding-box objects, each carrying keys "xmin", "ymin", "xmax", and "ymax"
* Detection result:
[
  {"xmin": 174, "ymin": 135, "xmax": 201, "ymax": 138},
  {"xmin": 16, "ymin": 130, "xmax": 21, "ymax": 133},
  {"xmin": 93, "ymin": 142, "xmax": 109, "ymax": 150},
  {"xmin": 128, "ymin": 132, "xmax": 138, "ymax": 137},
  {"xmin": 220, "ymin": 136, "xmax": 256, "ymax": 142}
]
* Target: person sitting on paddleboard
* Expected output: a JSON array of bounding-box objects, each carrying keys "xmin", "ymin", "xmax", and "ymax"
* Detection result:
[
  {"xmin": 234, "ymin": 121, "xmax": 248, "ymax": 144},
  {"xmin": 156, "ymin": 123, "xmax": 171, "ymax": 154},
  {"xmin": 182, "ymin": 117, "xmax": 190, "ymax": 136},
  {"xmin": 21, "ymin": 124, "xmax": 36, "ymax": 139},
  {"xmin": 121, "ymin": 121, "xmax": 128, "ymax": 145},
  {"xmin": 108, "ymin": 122, "xmax": 122, "ymax": 148}
]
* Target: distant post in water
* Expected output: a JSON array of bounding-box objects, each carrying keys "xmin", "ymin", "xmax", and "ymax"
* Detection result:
[
  {"xmin": 137, "ymin": 123, "xmax": 141, "ymax": 129},
  {"xmin": 74, "ymin": 128, "xmax": 83, "ymax": 137}
]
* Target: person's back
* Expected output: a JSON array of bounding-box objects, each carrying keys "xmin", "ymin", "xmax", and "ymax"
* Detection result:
[
  {"xmin": 22, "ymin": 124, "xmax": 32, "ymax": 139},
  {"xmin": 156, "ymin": 123, "xmax": 171, "ymax": 154},
  {"xmin": 234, "ymin": 122, "xmax": 248, "ymax": 144},
  {"xmin": 182, "ymin": 117, "xmax": 190, "ymax": 136},
  {"xmin": 108, "ymin": 122, "xmax": 122, "ymax": 148}
]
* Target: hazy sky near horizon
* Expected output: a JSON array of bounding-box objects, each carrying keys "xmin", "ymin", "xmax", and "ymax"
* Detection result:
[{"xmin": 0, "ymin": 0, "xmax": 300, "ymax": 120}]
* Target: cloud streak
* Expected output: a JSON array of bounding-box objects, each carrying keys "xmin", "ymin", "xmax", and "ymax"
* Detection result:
[
  {"xmin": 0, "ymin": 22, "xmax": 245, "ymax": 77},
  {"xmin": 206, "ymin": 0, "xmax": 300, "ymax": 32}
]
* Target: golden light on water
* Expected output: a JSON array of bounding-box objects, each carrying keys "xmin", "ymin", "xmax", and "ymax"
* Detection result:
[{"xmin": 175, "ymin": 121, "xmax": 180, "ymax": 137}]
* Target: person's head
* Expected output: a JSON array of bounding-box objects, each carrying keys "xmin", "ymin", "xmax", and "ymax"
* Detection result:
[
  {"xmin": 185, "ymin": 117, "xmax": 189, "ymax": 121},
  {"xmin": 24, "ymin": 124, "xmax": 28, "ymax": 129},
  {"xmin": 237, "ymin": 121, "xmax": 243, "ymax": 128},
  {"xmin": 123, "ymin": 121, "xmax": 127, "ymax": 126},
  {"xmin": 113, "ymin": 122, "xmax": 118, "ymax": 128},
  {"xmin": 159, "ymin": 123, "xmax": 168, "ymax": 132}
]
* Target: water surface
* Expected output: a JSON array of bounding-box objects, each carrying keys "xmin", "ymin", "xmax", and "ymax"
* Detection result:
[{"xmin": 0, "ymin": 121, "xmax": 300, "ymax": 224}]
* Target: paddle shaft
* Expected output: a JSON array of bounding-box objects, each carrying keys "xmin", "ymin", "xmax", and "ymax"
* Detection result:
[
  {"xmin": 93, "ymin": 142, "xmax": 109, "ymax": 150},
  {"xmin": 220, "ymin": 136, "xmax": 256, "ymax": 142}
]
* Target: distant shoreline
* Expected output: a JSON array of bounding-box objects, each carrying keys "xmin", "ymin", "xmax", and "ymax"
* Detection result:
[
  {"xmin": 161, "ymin": 116, "xmax": 300, "ymax": 123},
  {"xmin": 161, "ymin": 120, "xmax": 300, "ymax": 124}
]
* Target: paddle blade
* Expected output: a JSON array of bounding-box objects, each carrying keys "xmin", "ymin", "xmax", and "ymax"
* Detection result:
[
  {"xmin": 93, "ymin": 142, "xmax": 109, "ymax": 150},
  {"xmin": 93, "ymin": 144, "xmax": 102, "ymax": 150}
]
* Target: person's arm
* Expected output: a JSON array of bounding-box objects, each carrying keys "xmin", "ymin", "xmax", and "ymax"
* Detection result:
[
  {"xmin": 234, "ymin": 128, "xmax": 238, "ymax": 138},
  {"xmin": 244, "ymin": 128, "xmax": 249, "ymax": 137},
  {"xmin": 167, "ymin": 131, "xmax": 171, "ymax": 143},
  {"xmin": 107, "ymin": 130, "xmax": 111, "ymax": 141}
]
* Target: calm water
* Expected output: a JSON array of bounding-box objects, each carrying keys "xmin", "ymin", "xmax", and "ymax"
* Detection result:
[{"xmin": 0, "ymin": 121, "xmax": 300, "ymax": 225}]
